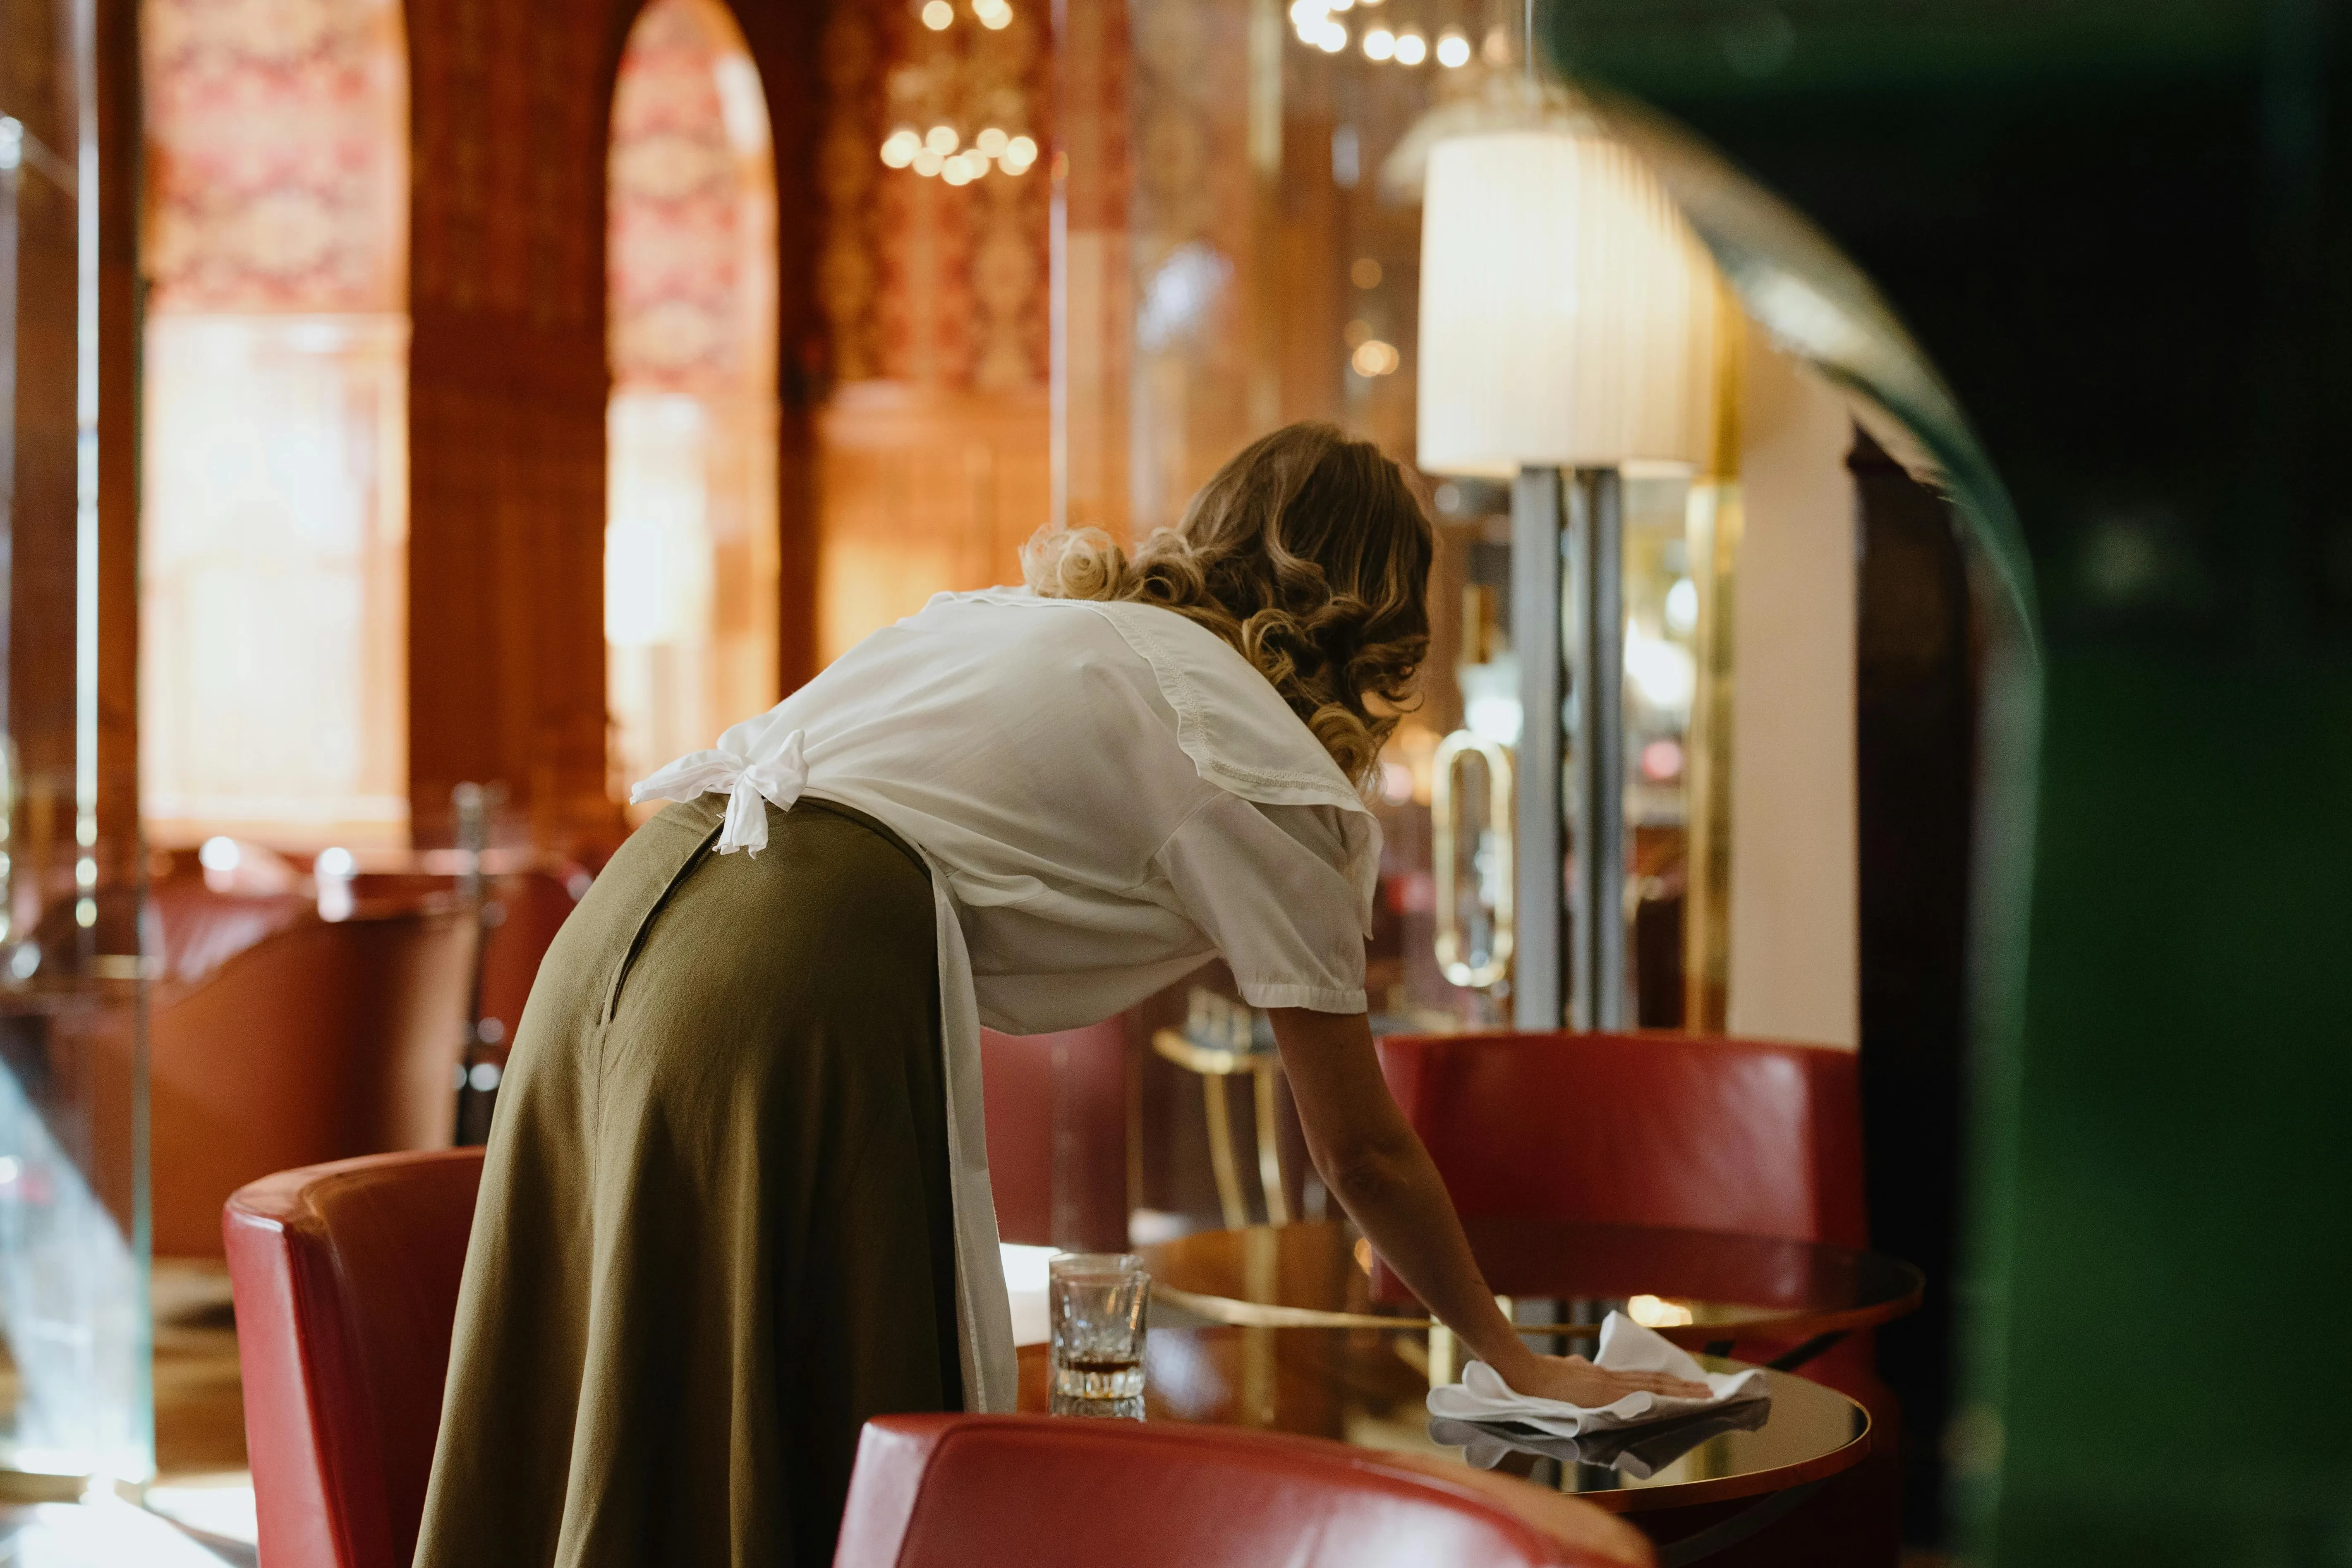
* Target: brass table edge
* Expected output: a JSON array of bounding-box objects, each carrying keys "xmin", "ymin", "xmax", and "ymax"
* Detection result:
[
  {"xmin": 1147, "ymin": 1220, "xmax": 1928, "ymax": 1349},
  {"xmin": 1150, "ymin": 1278, "xmax": 1918, "ymax": 1345},
  {"xmin": 1569, "ymin": 1373, "xmax": 1873, "ymax": 1515},
  {"xmin": 1643, "ymin": 1281, "xmax": 1928, "ymax": 1351},
  {"xmin": 1153, "ymin": 1282, "xmax": 1617, "ymax": 1338},
  {"xmin": 0, "ymin": 1467, "xmax": 143, "ymax": 1504},
  {"xmin": 1091, "ymin": 1329, "xmax": 1874, "ymax": 1516}
]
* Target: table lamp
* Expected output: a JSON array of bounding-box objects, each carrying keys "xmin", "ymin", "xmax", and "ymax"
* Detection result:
[{"xmin": 1418, "ymin": 110, "xmax": 1717, "ymax": 1030}]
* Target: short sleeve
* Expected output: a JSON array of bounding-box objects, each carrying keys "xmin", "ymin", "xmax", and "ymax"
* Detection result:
[{"xmin": 1154, "ymin": 790, "xmax": 1378, "ymax": 1014}]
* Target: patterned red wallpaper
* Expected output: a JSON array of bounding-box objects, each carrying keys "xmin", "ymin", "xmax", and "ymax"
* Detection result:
[
  {"xmin": 816, "ymin": 0, "xmax": 1049, "ymax": 390},
  {"xmin": 142, "ymin": 0, "xmax": 406, "ymax": 312}
]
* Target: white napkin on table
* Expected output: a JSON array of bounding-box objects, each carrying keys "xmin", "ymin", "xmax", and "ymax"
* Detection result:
[
  {"xmin": 1426, "ymin": 1311, "xmax": 1767, "ymax": 1436},
  {"xmin": 1001, "ymin": 1243, "xmax": 1057, "ymax": 1348},
  {"xmin": 1429, "ymin": 1400, "xmax": 1772, "ymax": 1481}
]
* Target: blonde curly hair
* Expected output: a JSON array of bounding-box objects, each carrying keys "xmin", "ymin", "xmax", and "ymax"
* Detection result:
[{"xmin": 1021, "ymin": 423, "xmax": 1433, "ymax": 783}]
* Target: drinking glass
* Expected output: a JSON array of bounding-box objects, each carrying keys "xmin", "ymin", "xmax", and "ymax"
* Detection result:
[{"xmin": 1049, "ymin": 1252, "xmax": 1149, "ymax": 1417}]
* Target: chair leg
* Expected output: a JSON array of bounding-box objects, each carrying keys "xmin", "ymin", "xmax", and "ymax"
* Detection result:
[
  {"xmin": 1251, "ymin": 1065, "xmax": 1290, "ymax": 1226},
  {"xmin": 1202, "ymin": 1073, "xmax": 1249, "ymax": 1230}
]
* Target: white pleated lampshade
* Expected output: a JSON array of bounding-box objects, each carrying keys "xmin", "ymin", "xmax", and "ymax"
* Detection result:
[{"xmin": 1417, "ymin": 128, "xmax": 1720, "ymax": 478}]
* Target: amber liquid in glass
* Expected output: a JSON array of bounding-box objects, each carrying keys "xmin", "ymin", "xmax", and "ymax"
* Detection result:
[{"xmin": 1056, "ymin": 1353, "xmax": 1144, "ymax": 1400}]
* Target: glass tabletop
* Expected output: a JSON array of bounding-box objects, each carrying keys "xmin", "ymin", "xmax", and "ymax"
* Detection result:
[
  {"xmin": 1138, "ymin": 1219, "xmax": 1925, "ymax": 1350},
  {"xmin": 1015, "ymin": 1326, "xmax": 1870, "ymax": 1513}
]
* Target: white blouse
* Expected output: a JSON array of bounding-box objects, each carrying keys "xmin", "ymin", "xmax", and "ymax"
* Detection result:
[{"xmin": 631, "ymin": 588, "xmax": 1380, "ymax": 1412}]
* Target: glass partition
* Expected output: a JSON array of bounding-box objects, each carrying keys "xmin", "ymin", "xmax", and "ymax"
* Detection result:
[
  {"xmin": 0, "ymin": 0, "xmax": 153, "ymax": 1493},
  {"xmin": 1055, "ymin": 1, "xmax": 1735, "ymax": 1034},
  {"xmin": 1056, "ymin": 10, "xmax": 2038, "ymax": 1539}
]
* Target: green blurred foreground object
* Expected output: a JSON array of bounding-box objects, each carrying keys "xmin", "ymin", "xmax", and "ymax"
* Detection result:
[{"xmin": 1554, "ymin": 0, "xmax": 2352, "ymax": 1561}]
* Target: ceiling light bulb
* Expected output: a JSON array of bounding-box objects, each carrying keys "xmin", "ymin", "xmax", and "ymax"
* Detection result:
[
  {"xmin": 1288, "ymin": 0, "xmax": 1325, "ymax": 23},
  {"xmin": 1362, "ymin": 25, "xmax": 1394, "ymax": 59},
  {"xmin": 1392, "ymin": 28, "xmax": 1427, "ymax": 64},
  {"xmin": 921, "ymin": 0, "xmax": 953, "ymax": 28},
  {"xmin": 1435, "ymin": 27, "xmax": 1471, "ymax": 66},
  {"xmin": 942, "ymin": 156, "xmax": 974, "ymax": 186},
  {"xmin": 1317, "ymin": 19, "xmax": 1347, "ymax": 51},
  {"xmin": 881, "ymin": 128, "xmax": 920, "ymax": 167},
  {"xmin": 913, "ymin": 147, "xmax": 946, "ymax": 176},
  {"xmin": 1006, "ymin": 134, "xmax": 1037, "ymax": 164},
  {"xmin": 925, "ymin": 124, "xmax": 959, "ymax": 154},
  {"xmin": 975, "ymin": 127, "xmax": 1009, "ymax": 158}
]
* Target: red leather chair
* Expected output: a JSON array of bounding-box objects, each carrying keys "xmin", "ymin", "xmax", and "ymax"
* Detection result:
[
  {"xmin": 1374, "ymin": 1030, "xmax": 1867, "ymax": 1247},
  {"xmin": 224, "ymin": 1147, "xmax": 486, "ymax": 1568},
  {"xmin": 225, "ymin": 1147, "xmax": 1644, "ymax": 1568},
  {"xmin": 470, "ymin": 865, "xmax": 588, "ymax": 1067},
  {"xmin": 1375, "ymin": 1029, "xmax": 1898, "ymax": 1567},
  {"xmin": 979, "ymin": 1019, "xmax": 1130, "ymax": 1250},
  {"xmin": 833, "ymin": 1413, "xmax": 1653, "ymax": 1568},
  {"xmin": 149, "ymin": 876, "xmax": 479, "ymax": 1258}
]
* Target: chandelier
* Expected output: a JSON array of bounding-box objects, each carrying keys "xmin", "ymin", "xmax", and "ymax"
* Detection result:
[
  {"xmin": 1288, "ymin": 0, "xmax": 1475, "ymax": 69},
  {"xmin": 876, "ymin": 0, "xmax": 1038, "ymax": 184}
]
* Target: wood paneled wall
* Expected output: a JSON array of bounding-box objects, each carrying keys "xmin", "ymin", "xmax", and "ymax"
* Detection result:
[
  {"xmin": 1057, "ymin": 0, "xmax": 1131, "ymax": 536},
  {"xmin": 812, "ymin": 384, "xmax": 1048, "ymax": 663},
  {"xmin": 808, "ymin": 0, "xmax": 1053, "ymax": 658},
  {"xmin": 403, "ymin": 0, "xmax": 620, "ymax": 851}
]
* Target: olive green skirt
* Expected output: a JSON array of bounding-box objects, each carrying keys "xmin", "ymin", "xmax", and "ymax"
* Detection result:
[{"xmin": 413, "ymin": 797, "xmax": 961, "ymax": 1568}]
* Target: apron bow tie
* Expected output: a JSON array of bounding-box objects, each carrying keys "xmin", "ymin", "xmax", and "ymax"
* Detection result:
[{"xmin": 629, "ymin": 729, "xmax": 809, "ymax": 856}]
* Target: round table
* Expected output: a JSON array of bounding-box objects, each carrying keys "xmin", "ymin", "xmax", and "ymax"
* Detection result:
[
  {"xmin": 1140, "ymin": 1218, "xmax": 1924, "ymax": 1362},
  {"xmin": 1015, "ymin": 1326, "xmax": 1870, "ymax": 1563}
]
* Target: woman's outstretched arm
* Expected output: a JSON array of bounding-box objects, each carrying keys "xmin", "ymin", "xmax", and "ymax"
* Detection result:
[{"xmin": 1269, "ymin": 1007, "xmax": 1706, "ymax": 1405}]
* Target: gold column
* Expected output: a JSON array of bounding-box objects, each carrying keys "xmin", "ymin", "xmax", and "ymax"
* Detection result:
[{"xmin": 1682, "ymin": 299, "xmax": 1745, "ymax": 1034}]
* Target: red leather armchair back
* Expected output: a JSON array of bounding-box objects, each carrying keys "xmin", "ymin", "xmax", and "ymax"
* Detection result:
[
  {"xmin": 472, "ymin": 867, "xmax": 585, "ymax": 1062},
  {"xmin": 979, "ymin": 1020, "xmax": 1130, "ymax": 1250},
  {"xmin": 1374, "ymin": 1030, "xmax": 1867, "ymax": 1247},
  {"xmin": 1373, "ymin": 1027, "xmax": 1901, "ymax": 1528},
  {"xmin": 152, "ymin": 889, "xmax": 478, "ymax": 1258},
  {"xmin": 833, "ymin": 1414, "xmax": 1641, "ymax": 1568},
  {"xmin": 224, "ymin": 1147, "xmax": 486, "ymax": 1568}
]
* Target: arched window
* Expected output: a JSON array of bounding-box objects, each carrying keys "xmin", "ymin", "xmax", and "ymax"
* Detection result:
[
  {"xmin": 139, "ymin": 0, "xmax": 410, "ymax": 849},
  {"xmin": 606, "ymin": 0, "xmax": 779, "ymax": 797}
]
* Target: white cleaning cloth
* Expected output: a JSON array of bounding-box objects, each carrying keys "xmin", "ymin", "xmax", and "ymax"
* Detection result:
[
  {"xmin": 1429, "ymin": 1401, "xmax": 1772, "ymax": 1482},
  {"xmin": 1426, "ymin": 1310, "xmax": 1767, "ymax": 1436}
]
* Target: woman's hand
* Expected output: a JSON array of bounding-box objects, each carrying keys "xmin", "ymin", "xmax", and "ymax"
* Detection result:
[
  {"xmin": 1269, "ymin": 1008, "xmax": 1719, "ymax": 1411},
  {"xmin": 1497, "ymin": 1350, "xmax": 1711, "ymax": 1407}
]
